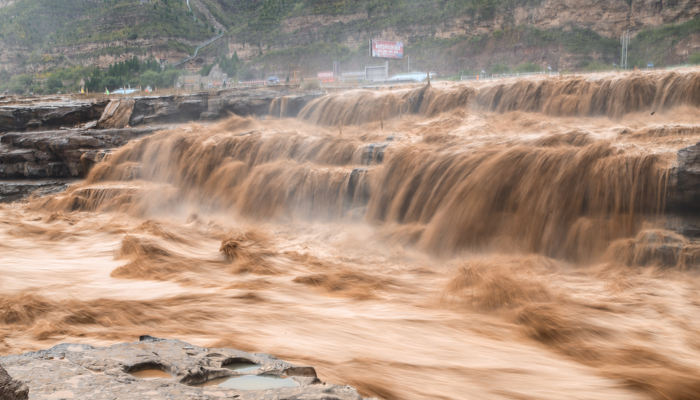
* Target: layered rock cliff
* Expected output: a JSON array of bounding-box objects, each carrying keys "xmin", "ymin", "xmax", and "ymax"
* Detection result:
[{"xmin": 0, "ymin": 0, "xmax": 697, "ymax": 78}]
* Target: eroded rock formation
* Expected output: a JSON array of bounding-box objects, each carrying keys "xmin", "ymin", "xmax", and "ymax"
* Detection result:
[
  {"xmin": 0, "ymin": 127, "xmax": 158, "ymax": 179},
  {"xmin": 0, "ymin": 88, "xmax": 322, "ymax": 201},
  {"xmin": 0, "ymin": 99, "xmax": 107, "ymax": 133},
  {"xmin": 0, "ymin": 364, "xmax": 28, "ymax": 400},
  {"xmin": 96, "ymin": 99, "xmax": 135, "ymax": 129},
  {"xmin": 669, "ymin": 142, "xmax": 700, "ymax": 213},
  {"xmin": 0, "ymin": 88, "xmax": 322, "ymax": 133},
  {"xmin": 0, "ymin": 337, "xmax": 368, "ymax": 400}
]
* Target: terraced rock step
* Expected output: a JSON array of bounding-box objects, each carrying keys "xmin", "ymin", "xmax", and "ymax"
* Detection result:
[
  {"xmin": 0, "ymin": 99, "xmax": 108, "ymax": 133},
  {"xmin": 0, "ymin": 127, "xmax": 159, "ymax": 179},
  {"xmin": 669, "ymin": 142, "xmax": 700, "ymax": 213},
  {"xmin": 0, "ymin": 88, "xmax": 322, "ymax": 133},
  {"xmin": 0, "ymin": 180, "xmax": 72, "ymax": 203},
  {"xmin": 0, "ymin": 336, "xmax": 369, "ymax": 400}
]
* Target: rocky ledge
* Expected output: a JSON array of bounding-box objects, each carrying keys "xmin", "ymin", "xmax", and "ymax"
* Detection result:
[
  {"xmin": 0, "ymin": 336, "xmax": 368, "ymax": 400},
  {"xmin": 0, "ymin": 180, "xmax": 72, "ymax": 203},
  {"xmin": 0, "ymin": 88, "xmax": 321, "ymax": 133},
  {"xmin": 0, "ymin": 364, "xmax": 28, "ymax": 400},
  {"xmin": 0, "ymin": 99, "xmax": 107, "ymax": 133},
  {"xmin": 0, "ymin": 88, "xmax": 322, "ymax": 196},
  {"xmin": 669, "ymin": 142, "xmax": 700, "ymax": 214},
  {"xmin": 0, "ymin": 127, "xmax": 159, "ymax": 180}
]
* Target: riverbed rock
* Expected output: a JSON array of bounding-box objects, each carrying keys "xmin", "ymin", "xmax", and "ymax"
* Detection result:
[
  {"xmin": 129, "ymin": 93, "xmax": 209, "ymax": 126},
  {"xmin": 0, "ymin": 337, "xmax": 368, "ymax": 400},
  {"xmin": 0, "ymin": 364, "xmax": 28, "ymax": 400},
  {"xmin": 96, "ymin": 99, "xmax": 135, "ymax": 129},
  {"xmin": 0, "ymin": 99, "xmax": 108, "ymax": 133},
  {"xmin": 0, "ymin": 88, "xmax": 323, "ymax": 201},
  {"xmin": 668, "ymin": 141, "xmax": 700, "ymax": 214},
  {"xmin": 129, "ymin": 88, "xmax": 322, "ymax": 124},
  {"xmin": 0, "ymin": 88, "xmax": 322, "ymax": 133},
  {"xmin": 0, "ymin": 127, "xmax": 158, "ymax": 179},
  {"xmin": 0, "ymin": 180, "xmax": 71, "ymax": 202}
]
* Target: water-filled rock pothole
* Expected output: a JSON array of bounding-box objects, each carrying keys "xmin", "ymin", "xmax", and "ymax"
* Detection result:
[
  {"xmin": 224, "ymin": 363, "xmax": 260, "ymax": 373},
  {"xmin": 125, "ymin": 362, "xmax": 172, "ymax": 380},
  {"xmin": 201, "ymin": 375, "xmax": 299, "ymax": 390},
  {"xmin": 129, "ymin": 369, "xmax": 172, "ymax": 379},
  {"xmin": 222, "ymin": 357, "xmax": 260, "ymax": 373}
]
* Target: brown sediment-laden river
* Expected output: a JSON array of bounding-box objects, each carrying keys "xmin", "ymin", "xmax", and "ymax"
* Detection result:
[{"xmin": 2, "ymin": 70, "xmax": 700, "ymax": 399}]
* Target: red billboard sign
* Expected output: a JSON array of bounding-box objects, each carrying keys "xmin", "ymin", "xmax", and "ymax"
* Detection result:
[
  {"xmin": 317, "ymin": 71, "xmax": 335, "ymax": 83},
  {"xmin": 371, "ymin": 40, "xmax": 404, "ymax": 59}
]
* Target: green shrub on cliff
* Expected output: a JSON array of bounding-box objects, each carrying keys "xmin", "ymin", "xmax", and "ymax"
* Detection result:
[
  {"xmin": 690, "ymin": 52, "xmax": 700, "ymax": 65},
  {"xmin": 628, "ymin": 17, "xmax": 700, "ymax": 67}
]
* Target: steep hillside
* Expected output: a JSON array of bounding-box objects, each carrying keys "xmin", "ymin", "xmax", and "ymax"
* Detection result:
[
  {"xmin": 0, "ymin": 0, "xmax": 215, "ymax": 72},
  {"xmin": 211, "ymin": 0, "xmax": 699, "ymax": 75},
  {"xmin": 0, "ymin": 0, "xmax": 698, "ymax": 93}
]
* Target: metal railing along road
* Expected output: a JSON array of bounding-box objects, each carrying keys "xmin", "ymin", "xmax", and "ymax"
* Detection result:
[{"xmin": 460, "ymin": 71, "xmax": 560, "ymax": 81}]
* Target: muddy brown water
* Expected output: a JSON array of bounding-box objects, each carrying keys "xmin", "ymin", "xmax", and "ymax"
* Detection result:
[
  {"xmin": 1, "ymin": 71, "xmax": 700, "ymax": 400},
  {"xmin": 128, "ymin": 369, "xmax": 173, "ymax": 379}
]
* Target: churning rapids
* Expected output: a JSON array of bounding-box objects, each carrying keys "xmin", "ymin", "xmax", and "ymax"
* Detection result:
[{"xmin": 2, "ymin": 70, "xmax": 700, "ymax": 400}]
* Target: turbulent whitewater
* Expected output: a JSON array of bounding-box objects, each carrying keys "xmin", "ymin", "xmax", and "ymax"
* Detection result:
[{"xmin": 2, "ymin": 70, "xmax": 700, "ymax": 400}]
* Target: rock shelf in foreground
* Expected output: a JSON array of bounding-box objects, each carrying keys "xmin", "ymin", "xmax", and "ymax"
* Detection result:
[
  {"xmin": 0, "ymin": 364, "xmax": 28, "ymax": 400},
  {"xmin": 0, "ymin": 336, "xmax": 368, "ymax": 400}
]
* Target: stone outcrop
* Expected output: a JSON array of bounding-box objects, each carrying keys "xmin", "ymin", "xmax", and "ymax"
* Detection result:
[
  {"xmin": 96, "ymin": 99, "xmax": 135, "ymax": 129},
  {"xmin": 0, "ymin": 337, "xmax": 368, "ymax": 400},
  {"xmin": 0, "ymin": 364, "xmax": 28, "ymax": 400},
  {"xmin": 0, "ymin": 127, "xmax": 158, "ymax": 179},
  {"xmin": 668, "ymin": 142, "xmax": 700, "ymax": 214},
  {"xmin": 0, "ymin": 180, "xmax": 70, "ymax": 203},
  {"xmin": 0, "ymin": 88, "xmax": 322, "ymax": 201},
  {"xmin": 129, "ymin": 93, "xmax": 210, "ymax": 126},
  {"xmin": 131, "ymin": 89, "xmax": 322, "ymax": 124},
  {"xmin": 0, "ymin": 88, "xmax": 322, "ymax": 133},
  {"xmin": 0, "ymin": 100, "xmax": 108, "ymax": 133}
]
